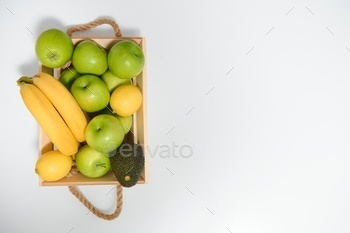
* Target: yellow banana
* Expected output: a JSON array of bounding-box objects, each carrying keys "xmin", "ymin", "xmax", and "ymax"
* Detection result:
[
  {"xmin": 32, "ymin": 72, "xmax": 87, "ymax": 142},
  {"xmin": 17, "ymin": 81, "xmax": 79, "ymax": 156}
]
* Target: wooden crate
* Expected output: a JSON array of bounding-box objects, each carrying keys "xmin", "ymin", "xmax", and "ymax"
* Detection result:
[{"xmin": 39, "ymin": 37, "xmax": 148, "ymax": 186}]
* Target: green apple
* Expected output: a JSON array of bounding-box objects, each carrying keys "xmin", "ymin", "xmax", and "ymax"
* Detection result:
[
  {"xmin": 75, "ymin": 145, "xmax": 111, "ymax": 178},
  {"xmin": 108, "ymin": 40, "xmax": 145, "ymax": 79},
  {"xmin": 58, "ymin": 66, "xmax": 80, "ymax": 90},
  {"xmin": 99, "ymin": 107, "xmax": 132, "ymax": 134},
  {"xmin": 116, "ymin": 115, "xmax": 132, "ymax": 135},
  {"xmin": 35, "ymin": 28, "xmax": 74, "ymax": 68},
  {"xmin": 71, "ymin": 75, "xmax": 110, "ymax": 112},
  {"xmin": 101, "ymin": 70, "xmax": 131, "ymax": 93},
  {"xmin": 85, "ymin": 114, "xmax": 125, "ymax": 153},
  {"xmin": 72, "ymin": 40, "xmax": 108, "ymax": 75}
]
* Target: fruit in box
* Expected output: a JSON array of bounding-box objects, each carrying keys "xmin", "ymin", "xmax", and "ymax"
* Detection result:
[
  {"xmin": 101, "ymin": 70, "xmax": 131, "ymax": 93},
  {"xmin": 98, "ymin": 107, "xmax": 133, "ymax": 135},
  {"xmin": 110, "ymin": 84, "xmax": 143, "ymax": 117},
  {"xmin": 70, "ymin": 75, "xmax": 110, "ymax": 112},
  {"xmin": 110, "ymin": 143, "xmax": 145, "ymax": 187},
  {"xmin": 30, "ymin": 72, "xmax": 87, "ymax": 142},
  {"xmin": 18, "ymin": 25, "xmax": 146, "ymax": 184},
  {"xmin": 75, "ymin": 145, "xmax": 111, "ymax": 178},
  {"xmin": 72, "ymin": 40, "xmax": 108, "ymax": 76},
  {"xmin": 59, "ymin": 67, "xmax": 80, "ymax": 90},
  {"xmin": 108, "ymin": 40, "xmax": 145, "ymax": 79},
  {"xmin": 35, "ymin": 150, "xmax": 73, "ymax": 181},
  {"xmin": 85, "ymin": 114, "xmax": 125, "ymax": 154},
  {"xmin": 35, "ymin": 28, "xmax": 74, "ymax": 68},
  {"xmin": 17, "ymin": 75, "xmax": 79, "ymax": 155}
]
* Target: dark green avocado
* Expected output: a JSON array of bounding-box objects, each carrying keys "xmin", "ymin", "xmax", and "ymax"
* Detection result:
[{"xmin": 109, "ymin": 143, "xmax": 145, "ymax": 187}]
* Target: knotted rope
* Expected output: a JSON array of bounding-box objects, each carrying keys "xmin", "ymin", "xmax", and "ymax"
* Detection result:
[
  {"xmin": 68, "ymin": 184, "xmax": 123, "ymax": 220},
  {"xmin": 67, "ymin": 18, "xmax": 122, "ymax": 37}
]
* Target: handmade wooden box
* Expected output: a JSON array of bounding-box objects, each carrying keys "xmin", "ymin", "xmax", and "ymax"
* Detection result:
[{"xmin": 39, "ymin": 37, "xmax": 148, "ymax": 186}]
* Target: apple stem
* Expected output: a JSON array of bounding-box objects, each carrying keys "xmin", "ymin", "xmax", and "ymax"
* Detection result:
[
  {"xmin": 96, "ymin": 163, "xmax": 106, "ymax": 169},
  {"xmin": 17, "ymin": 76, "xmax": 34, "ymax": 86}
]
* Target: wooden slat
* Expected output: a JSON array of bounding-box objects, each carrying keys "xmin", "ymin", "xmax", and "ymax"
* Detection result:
[
  {"xmin": 42, "ymin": 170, "xmax": 145, "ymax": 186},
  {"xmin": 137, "ymin": 38, "xmax": 149, "ymax": 183}
]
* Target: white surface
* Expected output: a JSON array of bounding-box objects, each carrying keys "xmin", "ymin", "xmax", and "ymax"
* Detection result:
[{"xmin": 1, "ymin": 0, "xmax": 350, "ymax": 232}]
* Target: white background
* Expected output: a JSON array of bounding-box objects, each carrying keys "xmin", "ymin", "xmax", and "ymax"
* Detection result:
[{"xmin": 1, "ymin": 0, "xmax": 350, "ymax": 232}]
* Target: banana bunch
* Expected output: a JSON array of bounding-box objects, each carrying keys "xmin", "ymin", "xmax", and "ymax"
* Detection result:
[{"xmin": 17, "ymin": 72, "xmax": 87, "ymax": 156}]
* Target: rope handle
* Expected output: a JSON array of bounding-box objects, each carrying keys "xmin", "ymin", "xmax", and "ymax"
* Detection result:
[
  {"xmin": 66, "ymin": 18, "xmax": 122, "ymax": 37},
  {"xmin": 66, "ymin": 18, "xmax": 123, "ymax": 220},
  {"xmin": 68, "ymin": 184, "xmax": 123, "ymax": 220}
]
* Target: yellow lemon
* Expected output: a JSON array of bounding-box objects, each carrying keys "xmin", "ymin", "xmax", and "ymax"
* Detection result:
[
  {"xmin": 35, "ymin": 150, "xmax": 73, "ymax": 181},
  {"xmin": 110, "ymin": 84, "xmax": 142, "ymax": 117}
]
